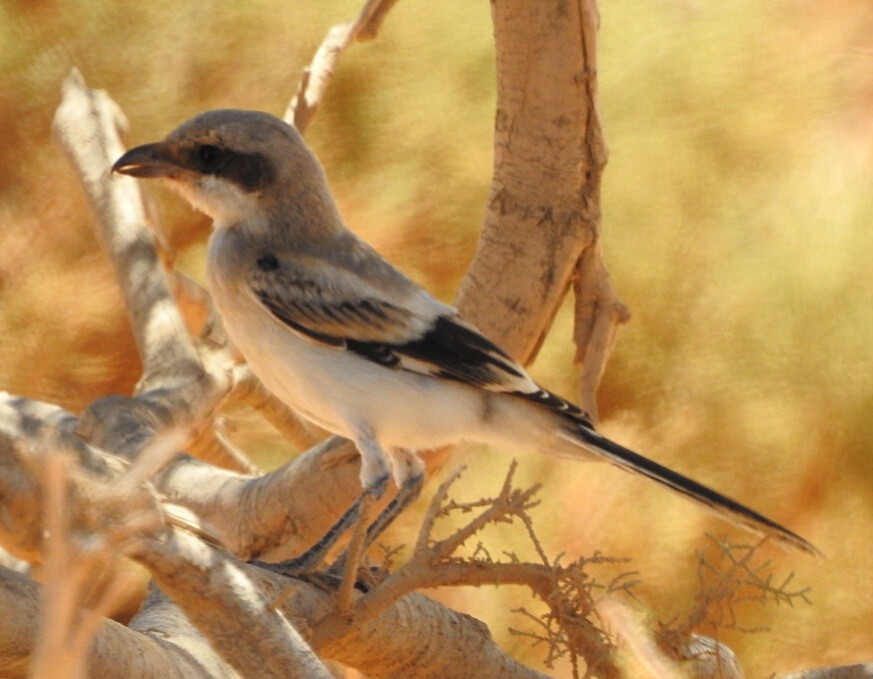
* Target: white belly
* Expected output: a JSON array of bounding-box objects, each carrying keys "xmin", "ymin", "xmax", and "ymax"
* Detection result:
[{"xmin": 236, "ymin": 311, "xmax": 485, "ymax": 449}]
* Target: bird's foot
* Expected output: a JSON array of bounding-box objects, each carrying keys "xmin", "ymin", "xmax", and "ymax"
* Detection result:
[
  {"xmin": 248, "ymin": 476, "xmax": 392, "ymax": 579},
  {"xmin": 328, "ymin": 473, "xmax": 425, "ymax": 594},
  {"xmin": 248, "ymin": 493, "xmax": 366, "ymax": 578}
]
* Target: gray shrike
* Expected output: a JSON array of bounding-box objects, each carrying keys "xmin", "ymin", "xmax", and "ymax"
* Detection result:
[{"xmin": 112, "ymin": 109, "xmax": 817, "ymax": 558}]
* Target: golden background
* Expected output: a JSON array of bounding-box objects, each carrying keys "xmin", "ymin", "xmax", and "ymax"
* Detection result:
[{"xmin": 2, "ymin": 0, "xmax": 872, "ymax": 674}]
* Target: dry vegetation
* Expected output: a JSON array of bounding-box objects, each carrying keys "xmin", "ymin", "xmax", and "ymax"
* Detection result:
[{"xmin": 2, "ymin": 0, "xmax": 873, "ymax": 676}]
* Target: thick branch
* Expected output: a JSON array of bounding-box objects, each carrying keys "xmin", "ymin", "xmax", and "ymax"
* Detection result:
[
  {"xmin": 133, "ymin": 527, "xmax": 544, "ymax": 679},
  {"xmin": 0, "ymin": 412, "xmax": 544, "ymax": 679},
  {"xmin": 456, "ymin": 0, "xmax": 628, "ymax": 423},
  {"xmin": 0, "ymin": 566, "xmax": 237, "ymax": 679},
  {"xmin": 133, "ymin": 531, "xmax": 333, "ymax": 679}
]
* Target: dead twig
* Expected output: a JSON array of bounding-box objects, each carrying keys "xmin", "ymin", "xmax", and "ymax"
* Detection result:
[
  {"xmin": 310, "ymin": 462, "xmax": 627, "ymax": 677},
  {"xmin": 656, "ymin": 536, "xmax": 811, "ymax": 679},
  {"xmin": 286, "ymin": 0, "xmax": 402, "ymax": 132},
  {"xmin": 572, "ymin": 243, "xmax": 631, "ymax": 423}
]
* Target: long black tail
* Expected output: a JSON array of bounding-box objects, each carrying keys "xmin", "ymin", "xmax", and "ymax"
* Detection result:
[{"xmin": 552, "ymin": 414, "xmax": 821, "ymax": 557}]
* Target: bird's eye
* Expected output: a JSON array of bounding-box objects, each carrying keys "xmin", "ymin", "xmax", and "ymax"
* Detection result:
[{"xmin": 197, "ymin": 144, "xmax": 222, "ymax": 166}]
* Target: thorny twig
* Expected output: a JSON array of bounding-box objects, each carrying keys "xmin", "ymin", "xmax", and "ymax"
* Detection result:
[
  {"xmin": 311, "ymin": 461, "xmax": 631, "ymax": 677},
  {"xmin": 687, "ymin": 535, "xmax": 812, "ymax": 634},
  {"xmin": 656, "ymin": 535, "xmax": 811, "ymax": 676}
]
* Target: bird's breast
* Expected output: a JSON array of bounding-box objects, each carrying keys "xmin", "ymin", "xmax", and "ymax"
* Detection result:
[{"xmin": 204, "ymin": 227, "xmax": 499, "ymax": 450}]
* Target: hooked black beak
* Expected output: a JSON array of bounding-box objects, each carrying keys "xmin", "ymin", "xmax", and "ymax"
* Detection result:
[{"xmin": 112, "ymin": 142, "xmax": 179, "ymax": 178}]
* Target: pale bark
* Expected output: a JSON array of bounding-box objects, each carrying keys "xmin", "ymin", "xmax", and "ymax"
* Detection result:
[
  {"xmin": 0, "ymin": 567, "xmax": 232, "ymax": 679},
  {"xmin": 0, "ymin": 393, "xmax": 544, "ymax": 678},
  {"xmin": 457, "ymin": 0, "xmax": 629, "ymax": 421}
]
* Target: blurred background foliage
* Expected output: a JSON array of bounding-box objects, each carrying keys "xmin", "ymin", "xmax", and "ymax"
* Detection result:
[{"xmin": 2, "ymin": 0, "xmax": 872, "ymax": 674}]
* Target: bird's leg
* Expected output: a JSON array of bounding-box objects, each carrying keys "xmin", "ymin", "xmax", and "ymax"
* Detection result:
[
  {"xmin": 332, "ymin": 430, "xmax": 394, "ymax": 607},
  {"xmin": 331, "ymin": 449, "xmax": 425, "ymax": 582},
  {"xmin": 332, "ymin": 470, "xmax": 425, "ymax": 611},
  {"xmin": 361, "ymin": 465, "xmax": 425, "ymax": 545},
  {"xmin": 251, "ymin": 476, "xmax": 391, "ymax": 577},
  {"xmin": 252, "ymin": 426, "xmax": 391, "ymax": 578},
  {"xmin": 336, "ymin": 490, "xmax": 378, "ymax": 612},
  {"xmin": 250, "ymin": 494, "xmax": 363, "ymax": 577}
]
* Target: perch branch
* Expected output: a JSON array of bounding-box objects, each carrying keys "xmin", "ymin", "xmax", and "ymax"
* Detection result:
[
  {"xmin": 132, "ymin": 521, "xmax": 554, "ymax": 679},
  {"xmin": 133, "ymin": 530, "xmax": 334, "ymax": 679}
]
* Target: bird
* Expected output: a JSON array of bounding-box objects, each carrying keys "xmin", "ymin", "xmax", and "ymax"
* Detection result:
[{"xmin": 112, "ymin": 108, "xmax": 819, "ymax": 563}]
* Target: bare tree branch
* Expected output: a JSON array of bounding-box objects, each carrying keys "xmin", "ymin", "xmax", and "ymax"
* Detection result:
[
  {"xmin": 572, "ymin": 243, "xmax": 631, "ymax": 420},
  {"xmin": 0, "ymin": 566, "xmax": 237, "ymax": 679},
  {"xmin": 132, "ymin": 530, "xmax": 334, "ymax": 679},
  {"xmin": 285, "ymin": 0, "xmax": 402, "ymax": 132},
  {"xmin": 454, "ymin": 0, "xmax": 629, "ymax": 425},
  {"xmin": 1, "ymin": 384, "xmax": 542, "ymax": 678},
  {"xmin": 0, "ymin": 412, "xmax": 548, "ymax": 679},
  {"xmin": 53, "ymin": 68, "xmax": 205, "ymax": 395}
]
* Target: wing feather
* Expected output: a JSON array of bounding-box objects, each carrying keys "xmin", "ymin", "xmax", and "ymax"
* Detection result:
[
  {"xmin": 247, "ymin": 250, "xmax": 590, "ymax": 420},
  {"xmin": 248, "ymin": 253, "xmax": 425, "ymax": 345}
]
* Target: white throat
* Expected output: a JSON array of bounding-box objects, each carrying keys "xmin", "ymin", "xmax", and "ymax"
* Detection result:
[{"xmin": 170, "ymin": 175, "xmax": 261, "ymax": 227}]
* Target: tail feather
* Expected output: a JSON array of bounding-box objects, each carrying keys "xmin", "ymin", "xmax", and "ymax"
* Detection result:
[{"xmin": 554, "ymin": 417, "xmax": 821, "ymax": 557}]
